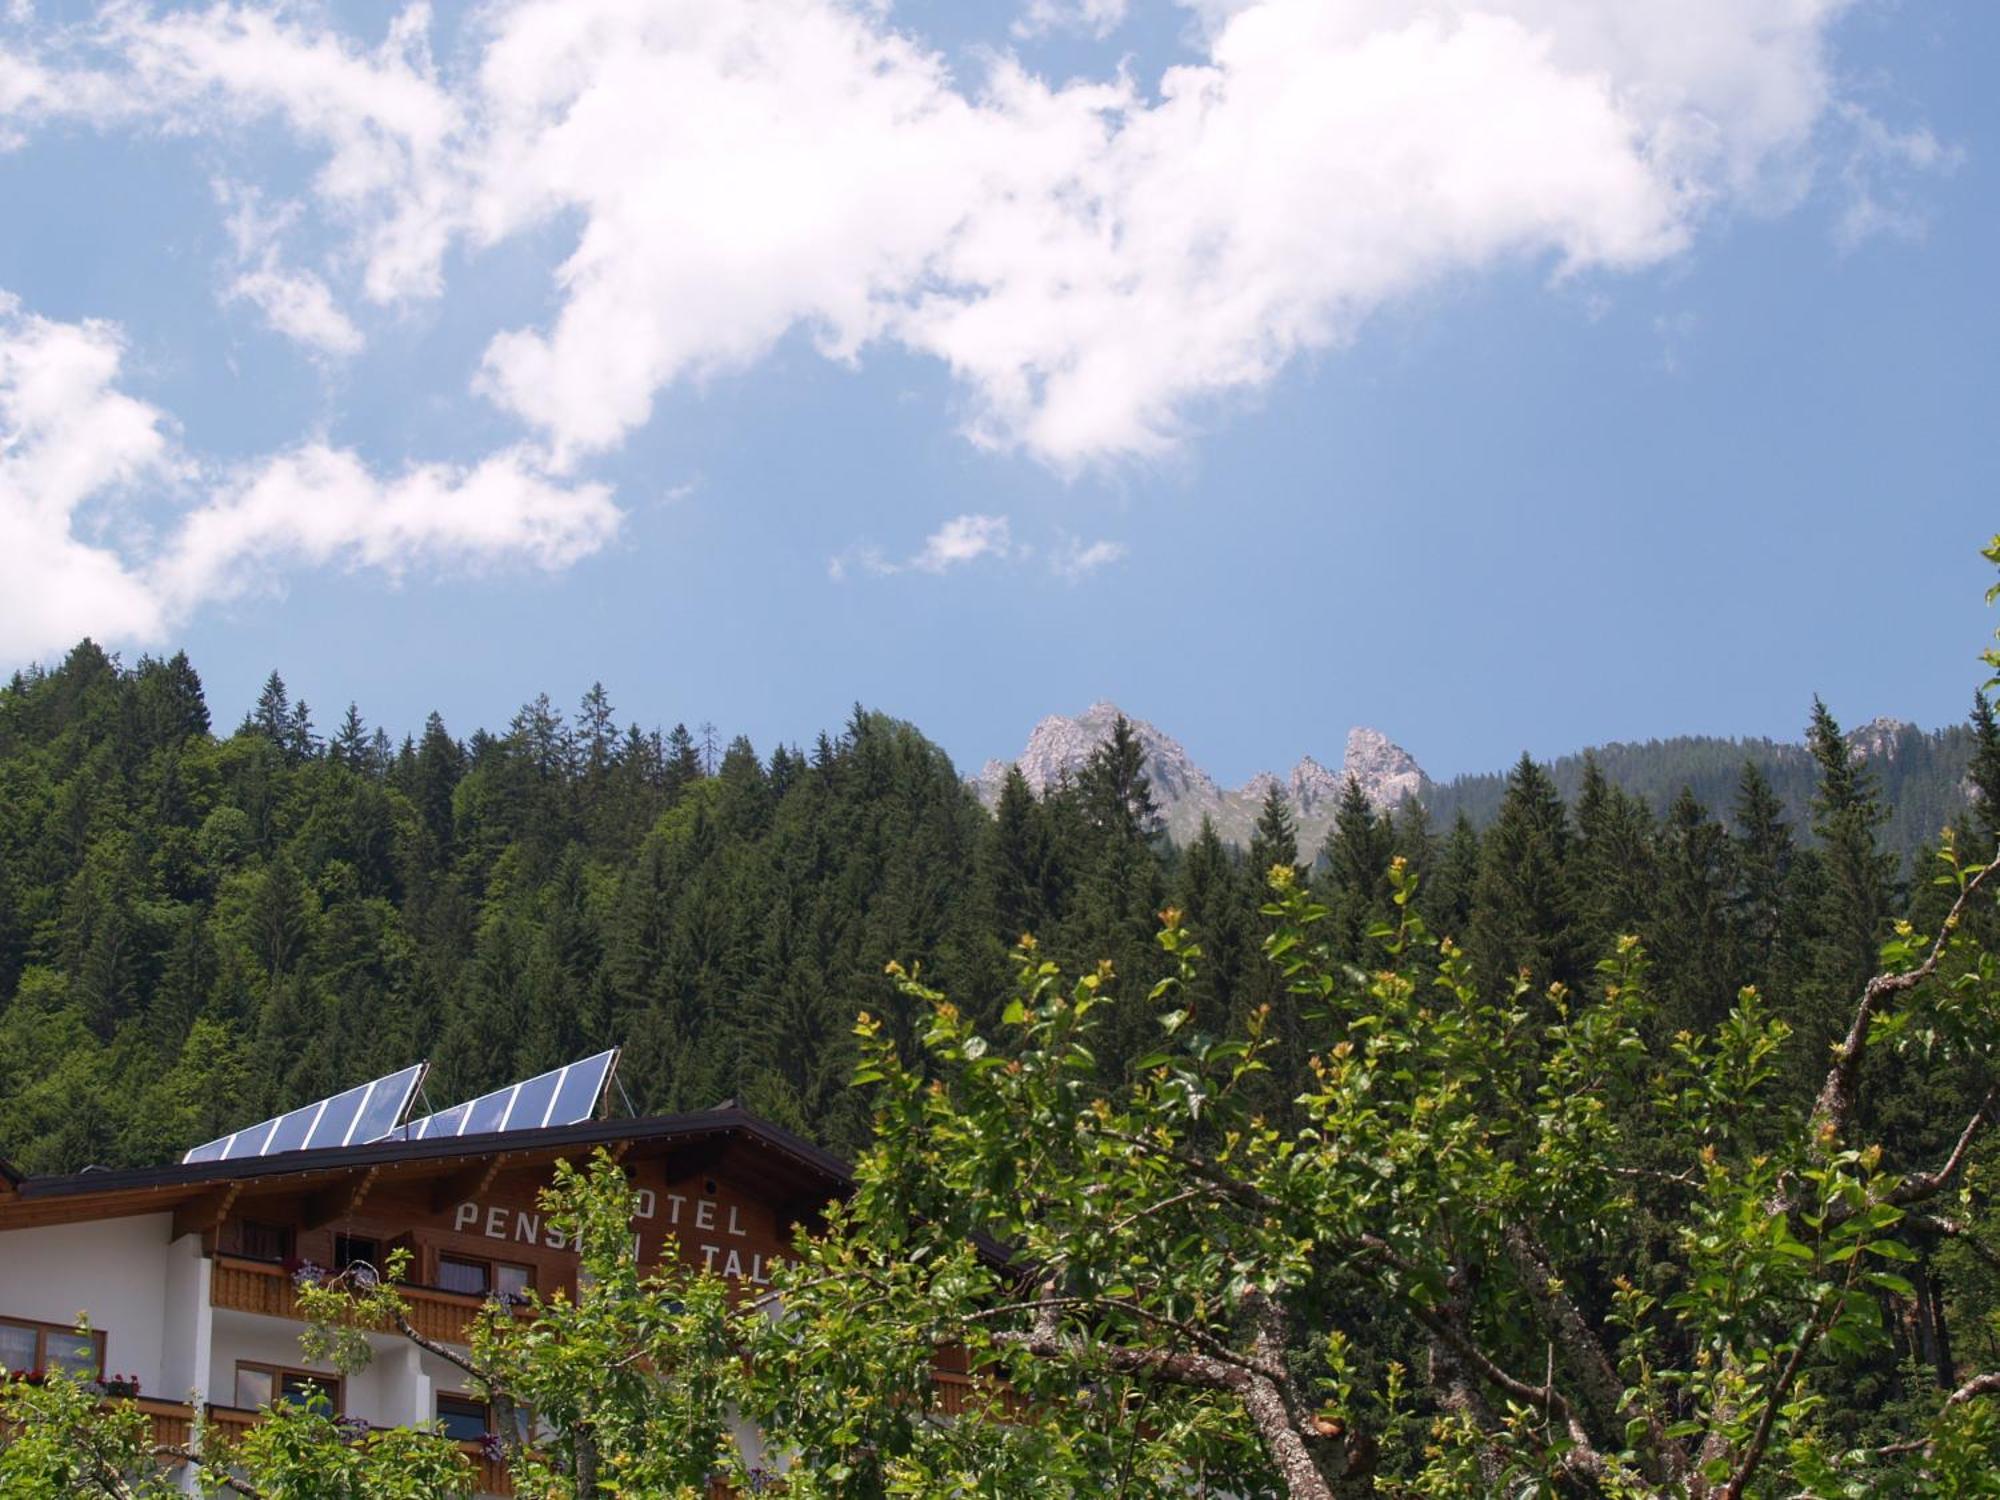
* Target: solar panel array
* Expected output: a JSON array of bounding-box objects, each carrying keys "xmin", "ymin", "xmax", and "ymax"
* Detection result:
[
  {"xmin": 398, "ymin": 1049, "xmax": 620, "ymax": 1142},
  {"xmin": 182, "ymin": 1062, "xmax": 428, "ymax": 1164}
]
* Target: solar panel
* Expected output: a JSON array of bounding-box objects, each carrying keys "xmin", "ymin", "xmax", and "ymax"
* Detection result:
[
  {"xmin": 182, "ymin": 1063, "xmax": 428, "ymax": 1164},
  {"xmin": 400, "ymin": 1049, "xmax": 620, "ymax": 1142}
]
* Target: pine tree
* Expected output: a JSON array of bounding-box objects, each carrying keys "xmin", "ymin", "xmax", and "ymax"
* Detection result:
[
  {"xmin": 330, "ymin": 703, "xmax": 371, "ymax": 771},
  {"xmin": 664, "ymin": 724, "xmax": 703, "ymax": 802},
  {"xmin": 986, "ymin": 767, "xmax": 1050, "ymax": 944},
  {"xmin": 1321, "ymin": 776, "xmax": 1391, "ymax": 962},
  {"xmin": 1468, "ymin": 754, "xmax": 1579, "ymax": 996},
  {"xmin": 1731, "ymin": 760, "xmax": 1795, "ymax": 992},
  {"xmin": 1966, "ymin": 691, "xmax": 2000, "ymax": 845},
  {"xmin": 1078, "ymin": 715, "xmax": 1161, "ymax": 845},
  {"xmin": 1649, "ymin": 787, "xmax": 1740, "ymax": 1034},
  {"xmin": 1248, "ymin": 783, "xmax": 1300, "ymax": 882},
  {"xmin": 131, "ymin": 651, "xmax": 210, "ymax": 748},
  {"xmin": 284, "ymin": 698, "xmax": 319, "ymax": 764},
  {"xmin": 248, "ymin": 671, "xmax": 289, "ymax": 742},
  {"xmin": 1796, "ymin": 699, "xmax": 1898, "ymax": 1076},
  {"xmin": 1568, "ymin": 754, "xmax": 1655, "ymax": 961}
]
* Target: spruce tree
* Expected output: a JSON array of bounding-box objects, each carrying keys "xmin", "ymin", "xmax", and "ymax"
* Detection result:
[
  {"xmin": 1321, "ymin": 776, "xmax": 1391, "ymax": 962},
  {"xmin": 1468, "ymin": 754, "xmax": 1579, "ymax": 996},
  {"xmin": 1247, "ymin": 783, "xmax": 1300, "ymax": 882},
  {"xmin": 1649, "ymin": 787, "xmax": 1740, "ymax": 1034},
  {"xmin": 1966, "ymin": 691, "xmax": 2000, "ymax": 845},
  {"xmin": 248, "ymin": 670, "xmax": 289, "ymax": 742},
  {"xmin": 1567, "ymin": 754, "xmax": 1656, "ymax": 962},
  {"xmin": 1797, "ymin": 699, "xmax": 1898, "ymax": 1075},
  {"xmin": 1730, "ymin": 760, "xmax": 1795, "ymax": 993},
  {"xmin": 330, "ymin": 703, "xmax": 371, "ymax": 770}
]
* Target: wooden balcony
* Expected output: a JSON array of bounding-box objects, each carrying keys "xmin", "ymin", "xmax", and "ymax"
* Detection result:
[
  {"xmin": 134, "ymin": 1396, "xmax": 196, "ymax": 1455},
  {"xmin": 210, "ymin": 1254, "xmax": 528, "ymax": 1346}
]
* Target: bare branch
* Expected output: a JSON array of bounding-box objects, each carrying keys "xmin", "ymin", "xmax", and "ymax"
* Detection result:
[
  {"xmin": 1906, "ymin": 1212, "xmax": 2000, "ymax": 1271},
  {"xmin": 1813, "ymin": 852, "xmax": 2000, "ymax": 1145},
  {"xmin": 1501, "ymin": 1226, "xmax": 1686, "ymax": 1488},
  {"xmin": 1889, "ymin": 1088, "xmax": 1999, "ymax": 1206},
  {"xmin": 151, "ymin": 1444, "xmax": 262, "ymax": 1497}
]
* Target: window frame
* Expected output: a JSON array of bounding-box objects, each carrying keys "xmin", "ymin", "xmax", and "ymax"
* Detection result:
[
  {"xmin": 236, "ymin": 1219, "xmax": 294, "ymax": 1263},
  {"xmin": 434, "ymin": 1251, "xmax": 535, "ymax": 1301},
  {"xmin": 436, "ymin": 1390, "xmax": 491, "ymax": 1443},
  {"xmin": 232, "ymin": 1359, "xmax": 342, "ymax": 1415},
  {"xmin": 331, "ymin": 1233, "xmax": 383, "ymax": 1275},
  {"xmin": 0, "ymin": 1315, "xmax": 106, "ymax": 1380}
]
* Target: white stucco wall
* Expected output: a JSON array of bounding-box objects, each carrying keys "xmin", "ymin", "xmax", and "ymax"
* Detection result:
[{"xmin": 0, "ymin": 1213, "xmax": 177, "ymax": 1394}]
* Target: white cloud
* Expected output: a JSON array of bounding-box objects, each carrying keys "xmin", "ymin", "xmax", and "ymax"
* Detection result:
[
  {"xmin": 0, "ymin": 0, "xmax": 1953, "ymax": 493},
  {"xmin": 1051, "ymin": 535, "xmax": 1126, "ymax": 582},
  {"xmin": 450, "ymin": 0, "xmax": 1868, "ymax": 467},
  {"xmin": 831, "ymin": 512, "xmax": 1015, "ymax": 581},
  {"xmin": 153, "ymin": 445, "xmax": 619, "ymax": 613},
  {"xmin": 912, "ymin": 513, "xmax": 1014, "ymax": 573},
  {"xmin": 102, "ymin": 2, "xmax": 465, "ymax": 301},
  {"xmin": 1014, "ymin": 0, "xmax": 1129, "ymax": 41},
  {"xmin": 4, "ymin": 0, "xmax": 1899, "ymax": 471},
  {"xmin": 1833, "ymin": 104, "xmax": 1963, "ymax": 250},
  {"xmin": 214, "ymin": 182, "xmax": 364, "ymax": 356},
  {"xmin": 0, "ymin": 293, "xmax": 176, "ymax": 656},
  {"xmin": 227, "ymin": 268, "xmax": 363, "ymax": 356},
  {"xmin": 0, "ymin": 292, "xmax": 619, "ymax": 661}
]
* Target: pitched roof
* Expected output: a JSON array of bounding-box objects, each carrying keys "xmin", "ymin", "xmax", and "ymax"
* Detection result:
[
  {"xmin": 0, "ymin": 1107, "xmax": 852, "ymax": 1232},
  {"xmin": 0, "ymin": 1155, "xmax": 21, "ymax": 1191}
]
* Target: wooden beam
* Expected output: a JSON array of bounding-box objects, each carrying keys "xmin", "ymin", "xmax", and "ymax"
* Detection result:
[
  {"xmin": 302, "ymin": 1166, "xmax": 381, "ymax": 1231},
  {"xmin": 431, "ymin": 1152, "xmax": 511, "ymax": 1214},
  {"xmin": 171, "ymin": 1182, "xmax": 241, "ymax": 1241}
]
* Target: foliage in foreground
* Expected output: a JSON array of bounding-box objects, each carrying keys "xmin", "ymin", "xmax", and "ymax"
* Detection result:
[{"xmin": 11, "ymin": 547, "xmax": 2000, "ymax": 1495}]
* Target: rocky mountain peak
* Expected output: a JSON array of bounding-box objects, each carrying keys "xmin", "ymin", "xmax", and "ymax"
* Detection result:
[
  {"xmin": 974, "ymin": 705, "xmax": 1428, "ymax": 852},
  {"xmin": 1846, "ymin": 716, "xmax": 1914, "ymax": 762}
]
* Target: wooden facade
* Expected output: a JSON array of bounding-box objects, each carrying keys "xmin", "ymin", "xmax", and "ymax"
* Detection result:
[{"xmin": 1, "ymin": 1109, "xmax": 859, "ymax": 1497}]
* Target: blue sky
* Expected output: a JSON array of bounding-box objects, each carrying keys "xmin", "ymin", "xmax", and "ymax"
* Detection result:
[{"xmin": 0, "ymin": 0, "xmax": 1993, "ymax": 784}]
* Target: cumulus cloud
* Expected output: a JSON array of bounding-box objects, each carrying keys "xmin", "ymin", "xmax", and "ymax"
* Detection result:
[
  {"xmin": 0, "ymin": 294, "xmax": 177, "ymax": 655},
  {"xmin": 830, "ymin": 512, "xmax": 1016, "ymax": 581},
  {"xmin": 153, "ymin": 445, "xmax": 620, "ymax": 614},
  {"xmin": 5, "ymin": 0, "xmax": 1908, "ymax": 473},
  {"xmin": 0, "ymin": 293, "xmax": 619, "ymax": 662},
  {"xmin": 454, "ymin": 0, "xmax": 1867, "ymax": 466},
  {"xmin": 1013, "ymin": 0, "xmax": 1129, "ymax": 41},
  {"xmin": 1051, "ymin": 535, "xmax": 1127, "ymax": 582},
  {"xmin": 215, "ymin": 182, "xmax": 364, "ymax": 356},
  {"xmin": 226, "ymin": 266, "xmax": 363, "ymax": 355}
]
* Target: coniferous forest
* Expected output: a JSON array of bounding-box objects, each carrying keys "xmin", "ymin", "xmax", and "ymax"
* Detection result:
[{"xmin": 5, "ymin": 635, "xmax": 2000, "ymax": 1218}]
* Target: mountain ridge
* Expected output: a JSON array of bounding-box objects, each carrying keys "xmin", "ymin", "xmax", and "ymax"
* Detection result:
[
  {"xmin": 973, "ymin": 702, "xmax": 1425, "ymax": 853},
  {"xmin": 975, "ymin": 705, "xmax": 1973, "ymax": 864}
]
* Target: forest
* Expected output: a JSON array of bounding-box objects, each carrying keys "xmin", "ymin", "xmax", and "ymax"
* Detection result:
[
  {"xmin": 8, "ymin": 634, "xmax": 2000, "ymax": 1494},
  {"xmin": 2, "ymin": 636, "xmax": 1997, "ymax": 1199}
]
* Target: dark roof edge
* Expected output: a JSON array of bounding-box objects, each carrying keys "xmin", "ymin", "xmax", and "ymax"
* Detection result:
[
  {"xmin": 16, "ymin": 1108, "xmax": 853, "ymax": 1202},
  {"xmin": 0, "ymin": 1156, "xmax": 21, "ymax": 1190}
]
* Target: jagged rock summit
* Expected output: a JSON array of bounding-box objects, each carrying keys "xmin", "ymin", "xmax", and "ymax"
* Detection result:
[{"xmin": 974, "ymin": 704, "xmax": 1427, "ymax": 853}]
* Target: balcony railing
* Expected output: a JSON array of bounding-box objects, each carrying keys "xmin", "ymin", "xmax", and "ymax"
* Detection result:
[
  {"xmin": 210, "ymin": 1255, "xmax": 529, "ymax": 1346},
  {"xmin": 134, "ymin": 1395, "xmax": 196, "ymax": 1455}
]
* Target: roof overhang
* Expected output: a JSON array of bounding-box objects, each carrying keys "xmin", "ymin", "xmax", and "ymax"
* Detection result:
[{"xmin": 0, "ymin": 1109, "xmax": 852, "ymax": 1234}]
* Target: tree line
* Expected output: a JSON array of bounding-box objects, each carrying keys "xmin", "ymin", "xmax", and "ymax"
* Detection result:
[{"xmin": 3, "ymin": 637, "xmax": 1998, "ymax": 1192}]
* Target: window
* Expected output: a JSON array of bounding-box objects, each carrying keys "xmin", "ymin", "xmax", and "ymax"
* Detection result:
[
  {"xmin": 436, "ymin": 1254, "xmax": 533, "ymax": 1301},
  {"xmin": 436, "ymin": 1393, "xmax": 489, "ymax": 1442},
  {"xmin": 234, "ymin": 1362, "xmax": 339, "ymax": 1415},
  {"xmin": 238, "ymin": 1221, "xmax": 292, "ymax": 1262},
  {"xmin": 436, "ymin": 1255, "xmax": 489, "ymax": 1296},
  {"xmin": 332, "ymin": 1234, "xmax": 381, "ymax": 1280},
  {"xmin": 0, "ymin": 1317, "xmax": 103, "ymax": 1380}
]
